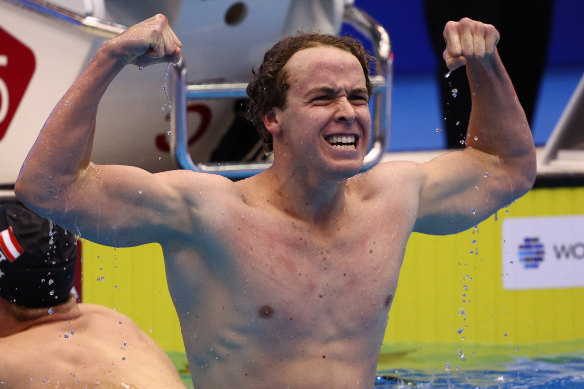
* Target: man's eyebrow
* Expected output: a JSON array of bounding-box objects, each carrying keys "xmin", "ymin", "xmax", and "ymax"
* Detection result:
[
  {"xmin": 305, "ymin": 86, "xmax": 337, "ymax": 96},
  {"xmin": 349, "ymin": 87, "xmax": 369, "ymax": 96},
  {"xmin": 305, "ymin": 86, "xmax": 369, "ymax": 96}
]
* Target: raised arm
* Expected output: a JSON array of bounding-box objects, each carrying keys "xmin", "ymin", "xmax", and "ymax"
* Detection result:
[
  {"xmin": 15, "ymin": 15, "xmax": 197, "ymax": 246},
  {"xmin": 414, "ymin": 18, "xmax": 536, "ymax": 234}
]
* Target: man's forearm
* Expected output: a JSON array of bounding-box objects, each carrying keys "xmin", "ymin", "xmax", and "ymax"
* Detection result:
[
  {"xmin": 15, "ymin": 42, "xmax": 126, "ymax": 214},
  {"xmin": 464, "ymin": 50, "xmax": 536, "ymax": 195}
]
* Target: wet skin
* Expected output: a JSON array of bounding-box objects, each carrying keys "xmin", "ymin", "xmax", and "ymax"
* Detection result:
[
  {"xmin": 15, "ymin": 16, "xmax": 536, "ymax": 389},
  {"xmin": 0, "ymin": 302, "xmax": 186, "ymax": 388},
  {"xmin": 159, "ymin": 47, "xmax": 419, "ymax": 389}
]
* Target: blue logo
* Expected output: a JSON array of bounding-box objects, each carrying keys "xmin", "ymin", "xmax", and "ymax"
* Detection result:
[{"xmin": 518, "ymin": 237, "xmax": 545, "ymax": 269}]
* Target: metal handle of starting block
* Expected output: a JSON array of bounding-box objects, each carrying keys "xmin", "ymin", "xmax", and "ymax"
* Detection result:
[
  {"xmin": 170, "ymin": 3, "xmax": 393, "ymax": 179},
  {"xmin": 2, "ymin": 0, "xmax": 126, "ymax": 37}
]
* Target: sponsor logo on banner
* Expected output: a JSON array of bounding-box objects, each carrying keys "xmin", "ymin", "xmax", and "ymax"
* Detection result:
[
  {"xmin": 502, "ymin": 215, "xmax": 584, "ymax": 290},
  {"xmin": 0, "ymin": 27, "xmax": 36, "ymax": 142},
  {"xmin": 518, "ymin": 237, "xmax": 545, "ymax": 269}
]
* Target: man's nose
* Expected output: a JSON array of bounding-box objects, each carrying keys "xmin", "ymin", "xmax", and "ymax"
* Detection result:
[{"xmin": 334, "ymin": 98, "xmax": 357, "ymax": 125}]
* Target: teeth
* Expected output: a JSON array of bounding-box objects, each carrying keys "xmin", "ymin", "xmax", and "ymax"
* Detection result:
[
  {"xmin": 328, "ymin": 135, "xmax": 355, "ymax": 144},
  {"xmin": 333, "ymin": 144, "xmax": 355, "ymax": 150},
  {"xmin": 327, "ymin": 135, "xmax": 357, "ymax": 150}
]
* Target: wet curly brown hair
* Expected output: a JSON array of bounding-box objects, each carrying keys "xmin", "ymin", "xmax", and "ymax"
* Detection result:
[{"xmin": 246, "ymin": 33, "xmax": 374, "ymax": 153}]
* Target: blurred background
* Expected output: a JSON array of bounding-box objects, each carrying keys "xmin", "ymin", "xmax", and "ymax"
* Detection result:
[
  {"xmin": 347, "ymin": 0, "xmax": 584, "ymax": 151},
  {"xmin": 1, "ymin": 1, "xmax": 584, "ymax": 385}
]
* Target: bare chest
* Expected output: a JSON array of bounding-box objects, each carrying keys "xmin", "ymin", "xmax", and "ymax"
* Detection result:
[{"xmin": 206, "ymin": 204, "xmax": 413, "ymax": 336}]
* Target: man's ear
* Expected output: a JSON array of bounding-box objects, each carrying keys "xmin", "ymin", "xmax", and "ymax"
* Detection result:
[{"xmin": 263, "ymin": 108, "xmax": 281, "ymax": 135}]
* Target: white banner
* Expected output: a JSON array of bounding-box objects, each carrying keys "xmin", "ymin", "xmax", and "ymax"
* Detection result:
[{"xmin": 502, "ymin": 215, "xmax": 584, "ymax": 290}]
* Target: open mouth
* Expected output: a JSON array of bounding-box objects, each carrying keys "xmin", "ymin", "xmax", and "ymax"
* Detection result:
[{"xmin": 325, "ymin": 135, "xmax": 358, "ymax": 150}]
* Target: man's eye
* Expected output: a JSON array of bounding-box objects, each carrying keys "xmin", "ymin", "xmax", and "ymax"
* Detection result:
[
  {"xmin": 312, "ymin": 96, "xmax": 330, "ymax": 102},
  {"xmin": 350, "ymin": 95, "xmax": 369, "ymax": 104}
]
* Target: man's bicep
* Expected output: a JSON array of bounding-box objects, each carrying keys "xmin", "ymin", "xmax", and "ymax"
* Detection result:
[
  {"xmin": 414, "ymin": 150, "xmax": 505, "ymax": 234},
  {"xmin": 48, "ymin": 164, "xmax": 192, "ymax": 247}
]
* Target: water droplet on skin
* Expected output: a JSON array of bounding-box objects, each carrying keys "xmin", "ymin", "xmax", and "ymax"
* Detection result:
[
  {"xmin": 471, "ymin": 208, "xmax": 477, "ymax": 215},
  {"xmin": 483, "ymin": 171, "xmax": 490, "ymax": 178},
  {"xmin": 473, "ymin": 136, "xmax": 478, "ymax": 141},
  {"xmin": 48, "ymin": 308, "xmax": 54, "ymax": 315}
]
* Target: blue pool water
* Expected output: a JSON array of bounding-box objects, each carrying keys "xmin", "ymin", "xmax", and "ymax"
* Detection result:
[
  {"xmin": 170, "ymin": 349, "xmax": 584, "ymax": 388},
  {"xmin": 375, "ymin": 354, "xmax": 584, "ymax": 388}
]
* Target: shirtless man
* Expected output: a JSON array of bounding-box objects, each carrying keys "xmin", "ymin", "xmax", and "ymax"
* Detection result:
[
  {"xmin": 0, "ymin": 201, "xmax": 186, "ymax": 388},
  {"xmin": 15, "ymin": 14, "xmax": 536, "ymax": 389}
]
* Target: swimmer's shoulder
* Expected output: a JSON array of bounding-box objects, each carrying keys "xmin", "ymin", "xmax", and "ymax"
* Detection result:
[
  {"xmin": 351, "ymin": 159, "xmax": 423, "ymax": 195},
  {"xmin": 154, "ymin": 168, "xmax": 245, "ymax": 203},
  {"xmin": 78, "ymin": 303, "xmax": 136, "ymax": 322}
]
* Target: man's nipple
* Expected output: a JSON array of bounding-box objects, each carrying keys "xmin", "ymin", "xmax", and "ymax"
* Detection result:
[{"xmin": 258, "ymin": 305, "xmax": 275, "ymax": 319}]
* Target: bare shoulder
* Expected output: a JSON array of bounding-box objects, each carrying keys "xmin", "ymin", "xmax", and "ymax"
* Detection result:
[
  {"xmin": 78, "ymin": 303, "xmax": 141, "ymax": 329},
  {"xmin": 155, "ymin": 169, "xmax": 244, "ymax": 206},
  {"xmin": 0, "ymin": 334, "xmax": 31, "ymax": 367},
  {"xmin": 351, "ymin": 159, "xmax": 424, "ymax": 198}
]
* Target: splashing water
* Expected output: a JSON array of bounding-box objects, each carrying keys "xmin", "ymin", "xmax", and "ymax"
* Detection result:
[
  {"xmin": 48, "ymin": 220, "xmax": 55, "ymax": 246},
  {"xmin": 162, "ymin": 63, "xmax": 173, "ymax": 113},
  {"xmin": 458, "ymin": 350, "xmax": 466, "ymax": 361},
  {"xmin": 444, "ymin": 71, "xmax": 452, "ymax": 79}
]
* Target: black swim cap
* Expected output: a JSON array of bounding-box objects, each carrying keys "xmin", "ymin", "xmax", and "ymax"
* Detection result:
[{"xmin": 0, "ymin": 201, "xmax": 77, "ymax": 308}]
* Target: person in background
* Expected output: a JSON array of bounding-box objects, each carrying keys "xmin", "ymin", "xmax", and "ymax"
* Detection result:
[
  {"xmin": 15, "ymin": 14, "xmax": 536, "ymax": 388},
  {"xmin": 0, "ymin": 201, "xmax": 186, "ymax": 388},
  {"xmin": 424, "ymin": 0, "xmax": 554, "ymax": 148}
]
